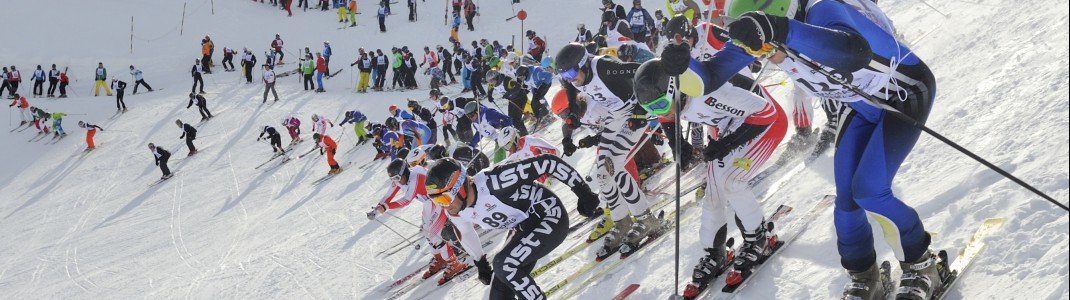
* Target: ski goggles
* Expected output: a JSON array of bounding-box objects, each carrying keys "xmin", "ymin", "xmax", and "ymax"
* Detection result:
[
  {"xmin": 428, "ymin": 171, "xmax": 466, "ymax": 207},
  {"xmin": 640, "ymin": 93, "xmax": 673, "ymax": 116},
  {"xmin": 558, "ymin": 67, "xmax": 581, "ymax": 82}
]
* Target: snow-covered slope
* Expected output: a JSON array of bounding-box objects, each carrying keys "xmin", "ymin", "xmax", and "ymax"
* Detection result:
[{"xmin": 0, "ymin": 0, "xmax": 1067, "ymax": 299}]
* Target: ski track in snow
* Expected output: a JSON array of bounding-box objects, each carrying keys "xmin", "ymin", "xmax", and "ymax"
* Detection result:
[{"xmin": 0, "ymin": 0, "xmax": 1066, "ymax": 299}]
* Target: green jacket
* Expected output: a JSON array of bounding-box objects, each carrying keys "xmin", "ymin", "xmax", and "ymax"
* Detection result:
[
  {"xmin": 302, "ymin": 59, "xmax": 316, "ymax": 75},
  {"xmin": 392, "ymin": 53, "xmax": 403, "ymax": 69},
  {"xmin": 33, "ymin": 109, "xmax": 49, "ymax": 119},
  {"xmin": 95, "ymin": 67, "xmax": 107, "ymax": 81},
  {"xmin": 51, "ymin": 112, "xmax": 66, "ymax": 120}
]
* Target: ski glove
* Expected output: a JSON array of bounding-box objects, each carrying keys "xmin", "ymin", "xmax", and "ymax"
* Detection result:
[
  {"xmin": 727, "ymin": 12, "xmax": 789, "ymax": 55},
  {"xmin": 474, "ymin": 255, "xmax": 493, "ymax": 285},
  {"xmin": 660, "ymin": 43, "xmax": 692, "ymax": 76},
  {"xmin": 576, "ymin": 135, "xmax": 599, "ymax": 148},
  {"xmin": 365, "ymin": 209, "xmax": 378, "ymax": 220},
  {"xmin": 576, "ymin": 187, "xmax": 601, "ymax": 218},
  {"xmin": 563, "ymin": 114, "xmax": 581, "ymax": 130},
  {"xmin": 562, "ymin": 137, "xmax": 578, "ymax": 156},
  {"xmin": 703, "ymin": 123, "xmax": 767, "ymax": 162}
]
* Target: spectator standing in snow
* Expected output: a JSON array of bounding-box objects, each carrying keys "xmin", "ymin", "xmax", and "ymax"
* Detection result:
[
  {"xmin": 93, "ymin": 63, "xmax": 112, "ymax": 96},
  {"xmin": 111, "ymin": 78, "xmax": 128, "ymax": 112},
  {"xmin": 128, "ymin": 65, "xmax": 154, "ymax": 94},
  {"xmin": 31, "ymin": 65, "xmax": 45, "ymax": 97},
  {"xmin": 377, "ymin": 3, "xmax": 388, "ymax": 32},
  {"xmin": 263, "ymin": 65, "xmax": 279, "ymax": 102},
  {"xmin": 191, "ymin": 59, "xmax": 205, "ymax": 94}
]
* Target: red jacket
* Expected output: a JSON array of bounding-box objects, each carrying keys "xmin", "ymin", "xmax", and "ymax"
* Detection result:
[
  {"xmin": 321, "ymin": 135, "xmax": 337, "ymax": 151},
  {"xmin": 59, "ymin": 72, "xmax": 69, "ymax": 83},
  {"xmin": 316, "ymin": 57, "xmax": 327, "ymax": 73},
  {"xmin": 9, "ymin": 97, "xmax": 28, "ymax": 109},
  {"xmin": 529, "ymin": 36, "xmax": 546, "ymax": 57}
]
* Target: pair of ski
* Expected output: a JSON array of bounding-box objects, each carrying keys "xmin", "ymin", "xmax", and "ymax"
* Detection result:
[
  {"xmin": 310, "ymin": 162, "xmax": 352, "ymax": 185},
  {"xmin": 148, "ymin": 171, "xmax": 178, "ymax": 187},
  {"xmin": 384, "ymin": 230, "xmax": 506, "ymax": 300},
  {"xmin": 254, "ymin": 141, "xmax": 308, "ymax": 170}
]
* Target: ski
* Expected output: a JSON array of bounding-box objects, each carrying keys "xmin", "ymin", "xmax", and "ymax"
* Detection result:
[
  {"xmin": 613, "ymin": 284, "xmax": 641, "ymax": 300},
  {"xmin": 47, "ymin": 134, "xmax": 68, "ymax": 144},
  {"xmin": 384, "ymin": 232, "xmax": 505, "ymax": 300},
  {"xmin": 311, "ymin": 162, "xmax": 352, "ymax": 185},
  {"xmin": 9, "ymin": 123, "xmax": 30, "ymax": 132},
  {"xmin": 325, "ymin": 68, "xmax": 345, "ymax": 79},
  {"xmin": 27, "ymin": 132, "xmax": 45, "ymax": 142},
  {"xmin": 148, "ymin": 172, "xmax": 178, "ymax": 187},
  {"xmin": 932, "ymin": 217, "xmax": 1006, "ymax": 300},
  {"xmin": 254, "ymin": 153, "xmax": 286, "ymax": 169},
  {"xmin": 716, "ymin": 195, "xmax": 835, "ymax": 296}
]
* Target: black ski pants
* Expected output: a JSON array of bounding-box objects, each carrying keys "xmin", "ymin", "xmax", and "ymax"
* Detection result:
[
  {"xmin": 158, "ymin": 154, "xmax": 172, "ymax": 176},
  {"xmin": 133, "ymin": 79, "xmax": 153, "ymax": 93},
  {"xmin": 196, "ymin": 105, "xmax": 213, "ymax": 119},
  {"xmin": 304, "ymin": 74, "xmax": 315, "ymax": 90},
  {"xmin": 47, "ymin": 78, "xmax": 58, "ymax": 96},
  {"xmin": 33, "ymin": 80, "xmax": 44, "ymax": 95},
  {"xmin": 115, "ymin": 90, "xmax": 127, "ymax": 110},
  {"xmin": 490, "ymin": 186, "xmax": 568, "ymax": 300},
  {"xmin": 191, "ymin": 75, "xmax": 204, "ymax": 93}
]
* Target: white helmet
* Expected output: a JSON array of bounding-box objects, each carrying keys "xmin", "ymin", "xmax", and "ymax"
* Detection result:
[
  {"xmin": 311, "ymin": 114, "xmax": 320, "ymax": 122},
  {"xmin": 496, "ymin": 127, "xmax": 519, "ymax": 150},
  {"xmin": 406, "ymin": 145, "xmax": 431, "ymax": 167}
]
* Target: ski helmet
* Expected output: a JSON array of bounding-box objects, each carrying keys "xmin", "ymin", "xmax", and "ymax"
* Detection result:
[
  {"xmin": 525, "ymin": 30, "xmax": 536, "ymax": 37},
  {"xmin": 263, "ymin": 125, "xmax": 271, "ymax": 132},
  {"xmin": 555, "ymin": 43, "xmax": 590, "ymax": 81},
  {"xmin": 313, "ymin": 133, "xmax": 322, "ymax": 141},
  {"xmin": 386, "ymin": 158, "xmax": 409, "ymax": 182},
  {"xmin": 515, "ymin": 66, "xmax": 530, "ymax": 80},
  {"xmin": 633, "ymin": 59, "xmax": 673, "ymax": 116},
  {"xmin": 312, "ymin": 114, "xmax": 320, "ymax": 122},
  {"xmin": 424, "ymin": 158, "xmax": 466, "ymax": 206},
  {"xmin": 385, "ymin": 117, "xmax": 399, "ymax": 129},
  {"xmin": 407, "ymin": 145, "xmax": 431, "ymax": 167},
  {"xmin": 78, "ymin": 121, "xmax": 86, "ymax": 128},
  {"xmin": 618, "ymin": 44, "xmax": 636, "ymax": 61},
  {"xmin": 451, "ymin": 145, "xmax": 474, "ymax": 163},
  {"xmin": 428, "ymin": 144, "xmax": 447, "ymax": 160},
  {"xmin": 395, "ymin": 147, "xmax": 411, "ymax": 162},
  {"xmin": 601, "ymin": 10, "xmax": 617, "ymax": 24},
  {"xmin": 726, "ymin": 0, "xmax": 798, "ymax": 19},
  {"xmin": 429, "ymin": 88, "xmax": 443, "ymax": 97},
  {"xmin": 463, "ymin": 102, "xmax": 479, "ymax": 116},
  {"xmin": 496, "ymin": 127, "xmax": 519, "ymax": 150},
  {"xmin": 148, "ymin": 143, "xmax": 155, "ymax": 149},
  {"xmin": 175, "ymin": 119, "xmax": 183, "ymax": 126},
  {"xmin": 388, "ymin": 104, "xmax": 398, "ymax": 113},
  {"xmin": 664, "ymin": 15, "xmax": 695, "ymax": 46}
]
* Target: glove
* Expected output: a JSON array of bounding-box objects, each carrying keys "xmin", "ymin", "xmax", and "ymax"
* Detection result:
[
  {"xmin": 365, "ymin": 209, "xmax": 378, "ymax": 220},
  {"xmin": 256, "ymin": 137, "xmax": 262, "ymax": 142},
  {"xmin": 576, "ymin": 135, "xmax": 598, "ymax": 148},
  {"xmin": 576, "ymin": 188, "xmax": 601, "ymax": 218},
  {"xmin": 474, "ymin": 255, "xmax": 493, "ymax": 285},
  {"xmin": 627, "ymin": 117, "xmax": 647, "ymax": 131},
  {"xmin": 660, "ymin": 43, "xmax": 692, "ymax": 76},
  {"xmin": 562, "ymin": 137, "xmax": 577, "ymax": 156},
  {"xmin": 704, "ymin": 123, "xmax": 767, "ymax": 162},
  {"xmin": 563, "ymin": 114, "xmax": 581, "ymax": 129},
  {"xmin": 727, "ymin": 11, "xmax": 789, "ymax": 55}
]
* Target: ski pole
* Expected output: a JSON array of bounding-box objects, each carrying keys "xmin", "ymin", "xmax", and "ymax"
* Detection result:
[
  {"xmin": 372, "ymin": 218, "xmax": 414, "ymax": 244},
  {"xmin": 774, "ymin": 43, "xmax": 1066, "ymax": 212},
  {"xmin": 384, "ymin": 210, "xmax": 421, "ymax": 229}
]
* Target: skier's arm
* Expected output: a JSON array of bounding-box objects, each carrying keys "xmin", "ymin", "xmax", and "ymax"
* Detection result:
[
  {"xmin": 782, "ymin": 0, "xmax": 875, "ymax": 73},
  {"xmin": 448, "ymin": 215, "xmax": 485, "ymax": 261},
  {"xmin": 678, "ymin": 51, "xmax": 755, "ymax": 96},
  {"xmin": 187, "ymin": 97, "xmax": 194, "ymax": 109},
  {"xmin": 490, "ymin": 155, "xmax": 601, "ymax": 218}
]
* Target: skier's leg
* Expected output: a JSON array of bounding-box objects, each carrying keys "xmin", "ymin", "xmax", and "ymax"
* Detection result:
[
  {"xmin": 791, "ymin": 87, "xmax": 814, "ymax": 132},
  {"xmin": 86, "ymin": 128, "xmax": 96, "ymax": 148},
  {"xmin": 832, "ymin": 108, "xmax": 879, "ymax": 272},
  {"xmin": 93, "ymin": 80, "xmax": 102, "ymax": 96},
  {"xmin": 160, "ymin": 156, "xmax": 171, "ymax": 176},
  {"xmin": 508, "ymin": 97, "xmax": 527, "ymax": 135},
  {"xmin": 715, "ymin": 104, "xmax": 788, "ymax": 232},
  {"xmin": 490, "ymin": 187, "xmax": 568, "ymax": 299},
  {"xmin": 186, "ymin": 137, "xmax": 196, "ymax": 153},
  {"xmin": 599, "ymin": 125, "xmax": 652, "ymax": 217}
]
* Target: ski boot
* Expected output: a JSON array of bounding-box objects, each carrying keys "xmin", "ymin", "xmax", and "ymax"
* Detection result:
[
  {"xmin": 619, "ymin": 211, "xmax": 665, "ymax": 258},
  {"xmin": 842, "ymin": 261, "xmax": 892, "ymax": 300},
  {"xmin": 695, "ymin": 183, "xmax": 706, "ymax": 200},
  {"xmin": 422, "ymin": 254, "xmax": 448, "ymax": 279},
  {"xmin": 725, "ymin": 221, "xmax": 777, "ymax": 286},
  {"xmin": 895, "ymin": 250, "xmax": 948, "ymax": 300},
  {"xmin": 594, "ymin": 216, "xmax": 633, "ymax": 261},
  {"xmin": 437, "ymin": 259, "xmax": 470, "ymax": 285},
  {"xmin": 587, "ymin": 207, "xmax": 615, "ymax": 243},
  {"xmin": 683, "ymin": 244, "xmax": 735, "ymax": 299},
  {"xmin": 161, "ymin": 173, "xmax": 174, "ymax": 180}
]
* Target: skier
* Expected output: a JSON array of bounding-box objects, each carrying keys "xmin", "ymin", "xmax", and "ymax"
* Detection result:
[
  {"xmin": 282, "ymin": 115, "xmax": 303, "ymax": 144},
  {"xmin": 576, "ymin": 24, "xmax": 594, "ymax": 43},
  {"xmin": 302, "ymin": 54, "xmax": 317, "ymax": 91},
  {"xmin": 626, "ymin": 0, "xmax": 655, "ymax": 48},
  {"xmin": 339, "ymin": 110, "xmax": 371, "ymax": 145},
  {"xmin": 176, "ymin": 119, "xmax": 198, "ymax": 156},
  {"xmin": 368, "ymin": 158, "xmax": 470, "ymax": 284},
  {"xmin": 375, "ymin": 49, "xmax": 390, "ymax": 90},
  {"xmin": 313, "ymin": 133, "xmax": 342, "ymax": 174},
  {"xmin": 665, "ymin": 0, "xmax": 703, "ymax": 25},
  {"xmin": 257, "ymin": 125, "xmax": 286, "ymax": 154},
  {"xmin": 0, "ymin": 67, "xmax": 9, "ymax": 98},
  {"xmin": 191, "ymin": 59, "xmax": 206, "ymax": 94},
  {"xmin": 322, "ymin": 41, "xmax": 333, "ymax": 75},
  {"xmin": 58, "ymin": 68, "xmax": 69, "ymax": 98},
  {"xmin": 423, "ymin": 155, "xmax": 600, "ymax": 299},
  {"xmin": 554, "ymin": 43, "xmax": 661, "ymax": 259},
  {"xmin": 525, "ymin": 30, "xmax": 546, "ymax": 62},
  {"xmin": 78, "ymin": 121, "xmax": 104, "ymax": 150},
  {"xmin": 633, "ymin": 58, "xmax": 789, "ymax": 296},
  {"xmin": 518, "ymin": 65, "xmax": 554, "ymax": 126},
  {"xmin": 149, "ymin": 143, "xmax": 173, "ymax": 179},
  {"xmin": 201, "ymin": 37, "xmax": 213, "ymax": 74},
  {"xmin": 408, "ymin": 100, "xmax": 439, "ymax": 141},
  {"xmin": 6, "ymin": 66, "xmax": 22, "ymax": 98},
  {"xmin": 111, "ymin": 78, "xmax": 128, "ymax": 112},
  {"xmin": 242, "ymin": 48, "xmax": 258, "ymax": 83},
  {"xmin": 263, "ymin": 65, "xmax": 279, "ymax": 102},
  {"xmin": 351, "ymin": 48, "xmax": 372, "ymax": 93},
  {"xmin": 31, "ymin": 106, "xmax": 51, "ymax": 135},
  {"xmin": 187, "ymin": 93, "xmax": 214, "ymax": 121},
  {"xmin": 310, "ymin": 114, "xmax": 334, "ymax": 136},
  {"xmin": 8, "ymin": 94, "xmax": 30, "ymax": 126},
  {"xmin": 92, "ymin": 63, "xmax": 112, "ymax": 96},
  {"xmin": 31, "ymin": 65, "xmax": 45, "ymax": 97},
  {"xmin": 659, "ymin": 1, "xmax": 944, "ymax": 298},
  {"xmin": 461, "ymin": 101, "xmax": 513, "ymax": 159},
  {"xmin": 222, "ymin": 47, "xmax": 237, "ymax": 71},
  {"xmin": 496, "ymin": 127, "xmax": 559, "ymax": 164},
  {"xmin": 128, "ymin": 65, "xmax": 154, "ymax": 94},
  {"xmin": 50, "ymin": 111, "xmax": 68, "ymax": 137},
  {"xmin": 486, "ymin": 70, "xmax": 529, "ymax": 136},
  {"xmin": 271, "ymin": 34, "xmax": 285, "ymax": 65},
  {"xmin": 315, "ymin": 52, "xmax": 327, "ymax": 92},
  {"xmin": 377, "ymin": 3, "xmax": 387, "ymax": 32},
  {"xmin": 398, "ymin": 118, "xmax": 435, "ymax": 147}
]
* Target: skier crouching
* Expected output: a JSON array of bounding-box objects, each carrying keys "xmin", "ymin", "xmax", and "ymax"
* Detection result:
[
  {"xmin": 634, "ymin": 58, "xmax": 788, "ymax": 296},
  {"xmin": 424, "ymin": 155, "xmax": 601, "ymax": 299},
  {"xmin": 313, "ymin": 133, "xmax": 341, "ymax": 174}
]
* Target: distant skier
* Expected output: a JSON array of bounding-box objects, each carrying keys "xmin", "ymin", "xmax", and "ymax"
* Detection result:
[
  {"xmin": 58, "ymin": 69, "xmax": 69, "ymax": 98},
  {"xmin": 282, "ymin": 116, "xmax": 303, "ymax": 144},
  {"xmin": 129, "ymin": 65, "xmax": 154, "ymax": 94},
  {"xmin": 422, "ymin": 155, "xmax": 600, "ymax": 299},
  {"xmin": 257, "ymin": 125, "xmax": 286, "ymax": 154},
  {"xmin": 339, "ymin": 110, "xmax": 371, "ymax": 146},
  {"xmin": 271, "ymin": 34, "xmax": 285, "ymax": 64},
  {"xmin": 8, "ymin": 93, "xmax": 30, "ymax": 126},
  {"xmin": 0, "ymin": 67, "xmax": 10, "ymax": 98},
  {"xmin": 176, "ymin": 119, "xmax": 198, "ymax": 155},
  {"xmin": 315, "ymin": 52, "xmax": 327, "ymax": 92},
  {"xmin": 313, "ymin": 133, "xmax": 342, "ymax": 174},
  {"xmin": 262, "ymin": 65, "xmax": 279, "ymax": 103},
  {"xmin": 222, "ymin": 47, "xmax": 237, "ymax": 71},
  {"xmin": 7, "ymin": 66, "xmax": 22, "ymax": 97},
  {"xmin": 310, "ymin": 114, "xmax": 334, "ymax": 136},
  {"xmin": 31, "ymin": 106, "xmax": 51, "ymax": 135},
  {"xmin": 242, "ymin": 48, "xmax": 258, "ymax": 83},
  {"xmin": 111, "ymin": 78, "xmax": 128, "ymax": 112},
  {"xmin": 93, "ymin": 63, "xmax": 112, "ymax": 96},
  {"xmin": 149, "ymin": 143, "xmax": 173, "ymax": 179},
  {"xmin": 191, "ymin": 59, "xmax": 206, "ymax": 94},
  {"xmin": 31, "ymin": 65, "xmax": 45, "ymax": 97},
  {"xmin": 322, "ymin": 41, "xmax": 333, "ymax": 75},
  {"xmin": 78, "ymin": 121, "xmax": 104, "ymax": 150},
  {"xmin": 187, "ymin": 93, "xmax": 214, "ymax": 121},
  {"xmin": 50, "ymin": 111, "xmax": 68, "ymax": 137}
]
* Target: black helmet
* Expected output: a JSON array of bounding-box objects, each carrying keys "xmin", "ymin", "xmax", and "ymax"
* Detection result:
[
  {"xmin": 395, "ymin": 148, "xmax": 411, "ymax": 162},
  {"xmin": 424, "ymin": 158, "xmax": 465, "ymax": 196},
  {"xmin": 451, "ymin": 145, "xmax": 474, "ymax": 163},
  {"xmin": 633, "ymin": 58, "xmax": 671, "ymax": 110},
  {"xmin": 601, "ymin": 10, "xmax": 617, "ymax": 23},
  {"xmin": 429, "ymin": 88, "xmax": 443, "ymax": 97},
  {"xmin": 525, "ymin": 30, "xmax": 535, "ymax": 37},
  {"xmin": 428, "ymin": 144, "xmax": 447, "ymax": 160},
  {"xmin": 554, "ymin": 43, "xmax": 589, "ymax": 72},
  {"xmin": 618, "ymin": 44, "xmax": 636, "ymax": 60},
  {"xmin": 515, "ymin": 66, "xmax": 530, "ymax": 80},
  {"xmin": 385, "ymin": 117, "xmax": 399, "ymax": 129},
  {"xmin": 387, "ymin": 158, "xmax": 408, "ymax": 179},
  {"xmin": 463, "ymin": 101, "xmax": 479, "ymax": 115},
  {"xmin": 664, "ymin": 15, "xmax": 695, "ymax": 45}
]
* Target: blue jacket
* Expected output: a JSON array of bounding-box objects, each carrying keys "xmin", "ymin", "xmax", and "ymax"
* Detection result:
[
  {"xmin": 340, "ymin": 111, "xmax": 367, "ymax": 125},
  {"xmin": 323, "ymin": 45, "xmax": 333, "ymax": 59},
  {"xmin": 394, "ymin": 109, "xmax": 416, "ymax": 121},
  {"xmin": 529, "ymin": 66, "xmax": 554, "ymax": 88},
  {"xmin": 626, "ymin": 7, "xmax": 654, "ymax": 34},
  {"xmin": 468, "ymin": 105, "xmax": 513, "ymax": 147}
]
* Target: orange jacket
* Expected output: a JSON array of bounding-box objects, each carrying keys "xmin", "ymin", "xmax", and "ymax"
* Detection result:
[
  {"xmin": 348, "ymin": 0, "xmax": 356, "ymax": 11},
  {"xmin": 201, "ymin": 42, "xmax": 211, "ymax": 56},
  {"xmin": 321, "ymin": 135, "xmax": 337, "ymax": 152},
  {"xmin": 9, "ymin": 97, "xmax": 28, "ymax": 109}
]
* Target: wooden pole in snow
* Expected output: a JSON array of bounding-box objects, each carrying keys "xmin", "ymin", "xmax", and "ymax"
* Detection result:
[
  {"xmin": 180, "ymin": 2, "xmax": 187, "ymax": 36},
  {"xmin": 129, "ymin": 16, "xmax": 134, "ymax": 53}
]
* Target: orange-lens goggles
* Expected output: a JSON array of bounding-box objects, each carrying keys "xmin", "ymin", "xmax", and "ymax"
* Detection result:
[{"xmin": 431, "ymin": 193, "xmax": 455, "ymax": 206}]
